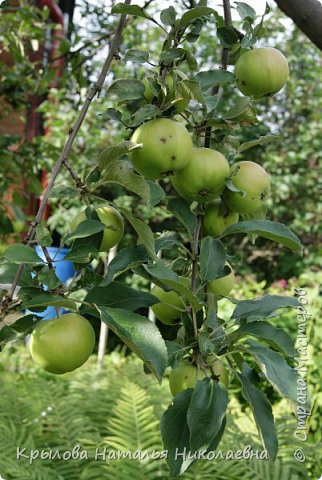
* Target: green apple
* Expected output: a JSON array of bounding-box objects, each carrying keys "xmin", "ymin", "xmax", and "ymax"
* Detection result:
[
  {"xmin": 129, "ymin": 118, "xmax": 193, "ymax": 179},
  {"xmin": 203, "ymin": 200, "xmax": 239, "ymax": 237},
  {"xmin": 71, "ymin": 205, "xmax": 124, "ymax": 252},
  {"xmin": 208, "ymin": 268, "xmax": 235, "ymax": 299},
  {"xmin": 223, "ymin": 161, "xmax": 270, "ymax": 214},
  {"xmin": 171, "ymin": 147, "xmax": 230, "ymax": 203},
  {"xmin": 151, "ymin": 277, "xmax": 189, "ymax": 325},
  {"xmin": 169, "ymin": 362, "xmax": 207, "ymax": 396},
  {"xmin": 29, "ymin": 313, "xmax": 95, "ymax": 374},
  {"xmin": 235, "ymin": 47, "xmax": 289, "ymax": 98}
]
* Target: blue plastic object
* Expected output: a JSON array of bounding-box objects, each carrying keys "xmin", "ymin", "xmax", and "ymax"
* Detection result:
[{"xmin": 31, "ymin": 247, "xmax": 76, "ymax": 319}]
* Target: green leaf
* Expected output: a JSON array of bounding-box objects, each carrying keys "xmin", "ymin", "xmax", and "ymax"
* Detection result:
[
  {"xmin": 37, "ymin": 267, "xmax": 61, "ymax": 290},
  {"xmin": 239, "ymin": 135, "xmax": 281, "ymax": 153},
  {"xmin": 65, "ymin": 220, "xmax": 105, "ymax": 242},
  {"xmin": 187, "ymin": 378, "xmax": 228, "ymax": 451},
  {"xmin": 101, "ymin": 245, "xmax": 148, "ymax": 286},
  {"xmin": 238, "ymin": 321, "xmax": 296, "ymax": 357},
  {"xmin": 179, "ymin": 79, "xmax": 204, "ymax": 104},
  {"xmin": 119, "ymin": 208, "xmax": 156, "ymax": 258},
  {"xmin": 166, "ymin": 340, "xmax": 185, "ymax": 367},
  {"xmin": 125, "ymin": 48, "xmax": 149, "ymax": 63},
  {"xmin": 178, "ymin": 7, "xmax": 215, "ymax": 28},
  {"xmin": 245, "ymin": 340, "xmax": 299, "ymax": 406},
  {"xmin": 223, "ymin": 96, "xmax": 251, "ymax": 119},
  {"xmin": 107, "ymin": 79, "xmax": 145, "ymax": 101},
  {"xmin": 199, "ymin": 237, "xmax": 226, "ymax": 284},
  {"xmin": 49, "ymin": 186, "xmax": 79, "ymax": 199},
  {"xmin": 35, "ymin": 225, "xmax": 52, "ymax": 247},
  {"xmin": 167, "ymin": 198, "xmax": 197, "ymax": 236},
  {"xmin": 236, "ymin": 2, "xmax": 257, "ymax": 20},
  {"xmin": 2, "ymin": 244, "xmax": 43, "ymax": 264},
  {"xmin": 131, "ymin": 105, "xmax": 162, "ymax": 127},
  {"xmin": 160, "ymin": 389, "xmax": 195, "ymax": 477},
  {"xmin": 99, "ymin": 141, "xmax": 140, "ymax": 168},
  {"xmin": 111, "ymin": 3, "xmax": 149, "ymax": 19},
  {"xmin": 147, "ymin": 180, "xmax": 165, "ymax": 207},
  {"xmin": 160, "ymin": 6, "xmax": 176, "ymax": 26},
  {"xmin": 232, "ymin": 294, "xmax": 301, "ymax": 322},
  {"xmin": 203, "ymin": 94, "xmax": 219, "ymax": 113},
  {"xmin": 217, "ymin": 26, "xmax": 239, "ymax": 48},
  {"xmin": 99, "ymin": 306, "xmax": 167, "ymax": 382},
  {"xmin": 0, "ymin": 325, "xmax": 16, "ymax": 345},
  {"xmin": 144, "ymin": 259, "xmax": 201, "ymax": 312},
  {"xmin": 101, "ymin": 158, "xmax": 151, "ymax": 202},
  {"xmin": 220, "ymin": 220, "xmax": 303, "ymax": 254},
  {"xmin": 195, "ymin": 69, "xmax": 235, "ymax": 90},
  {"xmin": 159, "ymin": 48, "xmax": 185, "ymax": 66},
  {"xmin": 23, "ymin": 293, "xmax": 76, "ymax": 310},
  {"xmin": 63, "ymin": 244, "xmax": 99, "ymax": 263},
  {"xmin": 238, "ymin": 364, "xmax": 278, "ymax": 459},
  {"xmin": 10, "ymin": 314, "xmax": 39, "ymax": 333},
  {"xmin": 98, "ymin": 108, "xmax": 122, "ymax": 121},
  {"xmin": 0, "ymin": 262, "xmax": 32, "ymax": 286},
  {"xmin": 84, "ymin": 282, "xmax": 158, "ymax": 311}
]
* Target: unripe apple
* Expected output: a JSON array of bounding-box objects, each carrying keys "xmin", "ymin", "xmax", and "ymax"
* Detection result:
[
  {"xmin": 71, "ymin": 205, "xmax": 124, "ymax": 252},
  {"xmin": 171, "ymin": 148, "xmax": 230, "ymax": 203},
  {"xmin": 29, "ymin": 313, "xmax": 95, "ymax": 374},
  {"xmin": 151, "ymin": 277, "xmax": 190, "ymax": 325},
  {"xmin": 235, "ymin": 47, "xmax": 289, "ymax": 98},
  {"xmin": 223, "ymin": 161, "xmax": 270, "ymax": 214},
  {"xmin": 203, "ymin": 200, "xmax": 239, "ymax": 237},
  {"xmin": 129, "ymin": 118, "xmax": 193, "ymax": 179},
  {"xmin": 208, "ymin": 268, "xmax": 235, "ymax": 299},
  {"xmin": 169, "ymin": 362, "xmax": 207, "ymax": 396}
]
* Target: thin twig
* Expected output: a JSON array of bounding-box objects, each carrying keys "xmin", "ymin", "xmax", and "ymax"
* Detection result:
[
  {"xmin": 41, "ymin": 246, "xmax": 54, "ymax": 270},
  {"xmin": 191, "ymin": 215, "xmax": 202, "ymax": 339},
  {"xmin": 1, "ymin": 0, "xmax": 131, "ymax": 307},
  {"xmin": 62, "ymin": 158, "xmax": 87, "ymax": 193}
]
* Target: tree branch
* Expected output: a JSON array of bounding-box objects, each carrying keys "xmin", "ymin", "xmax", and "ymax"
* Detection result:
[
  {"xmin": 0, "ymin": 0, "xmax": 131, "ymax": 307},
  {"xmin": 274, "ymin": 0, "xmax": 322, "ymax": 52},
  {"xmin": 204, "ymin": 0, "xmax": 232, "ymax": 147}
]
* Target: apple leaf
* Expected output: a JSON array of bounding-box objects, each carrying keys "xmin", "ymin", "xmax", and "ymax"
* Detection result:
[
  {"xmin": 238, "ymin": 320, "xmax": 296, "ymax": 357},
  {"xmin": 239, "ymin": 135, "xmax": 281, "ymax": 153},
  {"xmin": 124, "ymin": 48, "xmax": 149, "ymax": 63},
  {"xmin": 63, "ymin": 244, "xmax": 99, "ymax": 263},
  {"xmin": 167, "ymin": 198, "xmax": 197, "ymax": 236},
  {"xmin": 187, "ymin": 378, "xmax": 228, "ymax": 451},
  {"xmin": 119, "ymin": 207, "xmax": 156, "ymax": 258},
  {"xmin": 143, "ymin": 259, "xmax": 202, "ymax": 312},
  {"xmin": 99, "ymin": 141, "xmax": 141, "ymax": 169},
  {"xmin": 178, "ymin": 7, "xmax": 215, "ymax": 28},
  {"xmin": 160, "ymin": 6, "xmax": 176, "ymax": 26},
  {"xmin": 65, "ymin": 220, "xmax": 105, "ymax": 242},
  {"xmin": 232, "ymin": 294, "xmax": 301, "ymax": 321},
  {"xmin": 160, "ymin": 389, "xmax": 195, "ymax": 477},
  {"xmin": 199, "ymin": 237, "xmax": 226, "ymax": 284},
  {"xmin": 238, "ymin": 364, "xmax": 278, "ymax": 459},
  {"xmin": 2, "ymin": 244, "xmax": 44, "ymax": 264},
  {"xmin": 24, "ymin": 293, "xmax": 76, "ymax": 310},
  {"xmin": 245, "ymin": 340, "xmax": 300, "ymax": 407},
  {"xmin": 0, "ymin": 262, "xmax": 32, "ymax": 286},
  {"xmin": 195, "ymin": 69, "xmax": 235, "ymax": 90},
  {"xmin": 107, "ymin": 79, "xmax": 145, "ymax": 101},
  {"xmin": 111, "ymin": 3, "xmax": 149, "ymax": 19},
  {"xmin": 223, "ymin": 96, "xmax": 251, "ymax": 119},
  {"xmin": 131, "ymin": 105, "xmax": 162, "ymax": 127},
  {"xmin": 99, "ymin": 306, "xmax": 167, "ymax": 382},
  {"xmin": 84, "ymin": 282, "xmax": 158, "ymax": 311},
  {"xmin": 220, "ymin": 220, "xmax": 303, "ymax": 254}
]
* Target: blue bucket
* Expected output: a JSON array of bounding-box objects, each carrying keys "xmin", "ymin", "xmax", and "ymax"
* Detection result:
[{"xmin": 31, "ymin": 247, "xmax": 76, "ymax": 319}]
